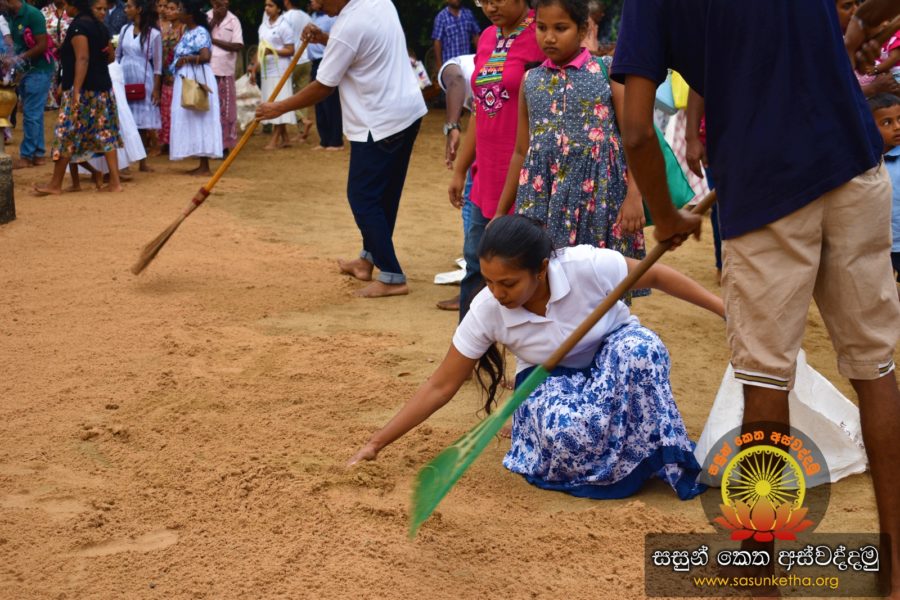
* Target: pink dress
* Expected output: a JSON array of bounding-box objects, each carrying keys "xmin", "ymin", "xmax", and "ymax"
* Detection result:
[{"xmin": 469, "ymin": 11, "xmax": 543, "ymax": 220}]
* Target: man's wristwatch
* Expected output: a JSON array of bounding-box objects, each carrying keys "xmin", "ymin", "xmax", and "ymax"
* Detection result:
[{"xmin": 443, "ymin": 122, "xmax": 461, "ymax": 136}]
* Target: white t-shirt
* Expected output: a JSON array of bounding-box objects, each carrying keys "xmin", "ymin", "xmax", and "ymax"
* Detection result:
[
  {"xmin": 258, "ymin": 15, "xmax": 295, "ymax": 77},
  {"xmin": 0, "ymin": 16, "xmax": 9, "ymax": 38},
  {"xmin": 438, "ymin": 54, "xmax": 475, "ymax": 112},
  {"xmin": 315, "ymin": 0, "xmax": 427, "ymax": 142},
  {"xmin": 282, "ymin": 8, "xmax": 310, "ymax": 65},
  {"xmin": 453, "ymin": 245, "xmax": 638, "ymax": 374}
]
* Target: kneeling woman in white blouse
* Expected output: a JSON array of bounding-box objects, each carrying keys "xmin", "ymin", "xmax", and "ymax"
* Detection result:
[{"xmin": 350, "ymin": 215, "xmax": 725, "ymax": 500}]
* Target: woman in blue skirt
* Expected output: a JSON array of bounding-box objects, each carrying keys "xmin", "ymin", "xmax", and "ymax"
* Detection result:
[{"xmin": 349, "ymin": 216, "xmax": 725, "ymax": 500}]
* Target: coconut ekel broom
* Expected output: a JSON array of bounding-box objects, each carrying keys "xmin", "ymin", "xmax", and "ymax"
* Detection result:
[
  {"xmin": 409, "ymin": 190, "xmax": 718, "ymax": 538},
  {"xmin": 131, "ymin": 41, "xmax": 309, "ymax": 275}
]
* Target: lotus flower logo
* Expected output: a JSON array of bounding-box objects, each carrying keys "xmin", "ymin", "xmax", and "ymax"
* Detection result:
[{"xmin": 713, "ymin": 446, "xmax": 815, "ymax": 542}]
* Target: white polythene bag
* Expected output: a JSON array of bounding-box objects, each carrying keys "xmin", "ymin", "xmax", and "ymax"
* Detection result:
[{"xmin": 694, "ymin": 350, "xmax": 868, "ymax": 486}]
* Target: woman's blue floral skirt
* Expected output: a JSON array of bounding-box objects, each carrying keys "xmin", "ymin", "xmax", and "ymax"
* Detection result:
[{"xmin": 504, "ymin": 324, "xmax": 705, "ymax": 500}]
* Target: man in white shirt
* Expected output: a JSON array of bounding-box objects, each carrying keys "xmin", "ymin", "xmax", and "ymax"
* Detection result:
[
  {"xmin": 256, "ymin": 0, "xmax": 427, "ymax": 298},
  {"xmin": 282, "ymin": 0, "xmax": 312, "ymax": 141}
]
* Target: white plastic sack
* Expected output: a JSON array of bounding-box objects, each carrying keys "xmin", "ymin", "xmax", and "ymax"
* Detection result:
[
  {"xmin": 433, "ymin": 258, "xmax": 466, "ymax": 285},
  {"xmin": 235, "ymin": 73, "xmax": 261, "ymax": 132},
  {"xmin": 694, "ymin": 350, "xmax": 868, "ymax": 486}
]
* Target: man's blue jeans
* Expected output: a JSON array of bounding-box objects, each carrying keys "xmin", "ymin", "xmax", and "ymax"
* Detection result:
[
  {"xmin": 459, "ymin": 200, "xmax": 490, "ymax": 321},
  {"xmin": 347, "ymin": 119, "xmax": 421, "ymax": 284},
  {"xmin": 19, "ymin": 70, "xmax": 52, "ymax": 160}
]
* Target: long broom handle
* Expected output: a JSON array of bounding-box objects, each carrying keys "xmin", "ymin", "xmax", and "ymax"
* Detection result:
[
  {"xmin": 542, "ymin": 190, "xmax": 718, "ymax": 372},
  {"xmin": 186, "ymin": 40, "xmax": 310, "ymax": 210}
]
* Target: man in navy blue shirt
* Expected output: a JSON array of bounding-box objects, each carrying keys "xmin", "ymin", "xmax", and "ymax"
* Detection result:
[{"xmin": 612, "ymin": 0, "xmax": 900, "ymax": 595}]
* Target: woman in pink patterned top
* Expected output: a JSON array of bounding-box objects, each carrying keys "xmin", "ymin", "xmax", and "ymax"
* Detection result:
[{"xmin": 448, "ymin": 0, "xmax": 543, "ymax": 320}]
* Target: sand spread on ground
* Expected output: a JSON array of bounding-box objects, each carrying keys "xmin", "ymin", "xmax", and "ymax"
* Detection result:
[{"xmin": 0, "ymin": 113, "xmax": 892, "ymax": 599}]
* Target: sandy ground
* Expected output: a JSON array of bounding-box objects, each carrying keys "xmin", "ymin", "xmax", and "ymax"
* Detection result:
[{"xmin": 0, "ymin": 111, "xmax": 896, "ymax": 599}]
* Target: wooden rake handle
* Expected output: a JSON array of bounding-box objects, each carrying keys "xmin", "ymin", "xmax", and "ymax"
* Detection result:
[
  {"xmin": 183, "ymin": 40, "xmax": 310, "ymax": 214},
  {"xmin": 543, "ymin": 190, "xmax": 718, "ymax": 371}
]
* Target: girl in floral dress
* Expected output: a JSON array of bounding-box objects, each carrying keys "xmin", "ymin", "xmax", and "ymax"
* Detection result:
[
  {"xmin": 350, "ymin": 216, "xmax": 723, "ymax": 500},
  {"xmin": 158, "ymin": 0, "xmax": 183, "ymax": 153},
  {"xmin": 495, "ymin": 0, "xmax": 648, "ymax": 300}
]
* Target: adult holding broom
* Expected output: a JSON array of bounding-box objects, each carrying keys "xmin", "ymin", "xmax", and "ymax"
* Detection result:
[
  {"xmin": 168, "ymin": 0, "xmax": 222, "ymax": 175},
  {"xmin": 34, "ymin": 0, "xmax": 123, "ymax": 195},
  {"xmin": 349, "ymin": 215, "xmax": 725, "ymax": 499},
  {"xmin": 611, "ymin": 0, "xmax": 900, "ymax": 595},
  {"xmin": 255, "ymin": 0, "xmax": 427, "ymax": 298}
]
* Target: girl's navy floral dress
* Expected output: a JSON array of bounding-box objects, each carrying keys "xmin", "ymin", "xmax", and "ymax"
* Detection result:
[{"xmin": 516, "ymin": 52, "xmax": 648, "ymax": 299}]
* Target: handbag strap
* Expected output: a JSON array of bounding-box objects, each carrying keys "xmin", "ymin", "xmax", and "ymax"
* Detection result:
[
  {"xmin": 135, "ymin": 24, "xmax": 151, "ymax": 84},
  {"xmin": 193, "ymin": 61, "xmax": 208, "ymax": 88}
]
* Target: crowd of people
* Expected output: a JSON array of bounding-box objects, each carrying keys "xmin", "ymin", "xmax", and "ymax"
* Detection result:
[
  {"xmin": 3, "ymin": 0, "xmax": 343, "ymax": 189},
  {"xmin": 2, "ymin": 0, "xmax": 900, "ymax": 594}
]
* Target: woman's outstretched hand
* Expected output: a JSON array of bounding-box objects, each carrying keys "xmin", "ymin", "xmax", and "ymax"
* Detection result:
[{"xmin": 347, "ymin": 441, "xmax": 380, "ymax": 466}]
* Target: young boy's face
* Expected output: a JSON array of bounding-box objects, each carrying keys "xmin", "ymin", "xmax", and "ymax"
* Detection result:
[
  {"xmin": 873, "ymin": 105, "xmax": 900, "ymax": 151},
  {"xmin": 835, "ymin": 0, "xmax": 856, "ymax": 33}
]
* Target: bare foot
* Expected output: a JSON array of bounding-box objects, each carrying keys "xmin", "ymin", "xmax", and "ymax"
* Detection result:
[
  {"xmin": 64, "ymin": 184, "xmax": 82, "ymax": 192},
  {"xmin": 118, "ymin": 169, "xmax": 133, "ymax": 182},
  {"xmin": 263, "ymin": 142, "xmax": 278, "ymax": 151},
  {"xmin": 33, "ymin": 183, "xmax": 62, "ymax": 196},
  {"xmin": 100, "ymin": 184, "xmax": 124, "ymax": 192},
  {"xmin": 32, "ymin": 156, "xmax": 47, "ymax": 166},
  {"xmin": 500, "ymin": 377, "xmax": 514, "ymax": 391},
  {"xmin": 499, "ymin": 426, "xmax": 512, "ymax": 439},
  {"xmin": 312, "ymin": 145, "xmax": 325, "ymax": 151},
  {"xmin": 324, "ymin": 146, "xmax": 344, "ymax": 152},
  {"xmin": 338, "ymin": 257, "xmax": 374, "ymax": 281},
  {"xmin": 353, "ymin": 281, "xmax": 409, "ymax": 298},
  {"xmin": 436, "ymin": 294, "xmax": 460, "ymax": 311},
  {"xmin": 91, "ymin": 171, "xmax": 103, "ymax": 190},
  {"xmin": 299, "ymin": 119, "xmax": 312, "ymax": 142},
  {"xmin": 139, "ymin": 162, "xmax": 154, "ymax": 173}
]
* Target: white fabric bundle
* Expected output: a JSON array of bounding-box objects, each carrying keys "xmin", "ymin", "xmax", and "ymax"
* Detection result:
[{"xmin": 235, "ymin": 73, "xmax": 261, "ymax": 132}]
